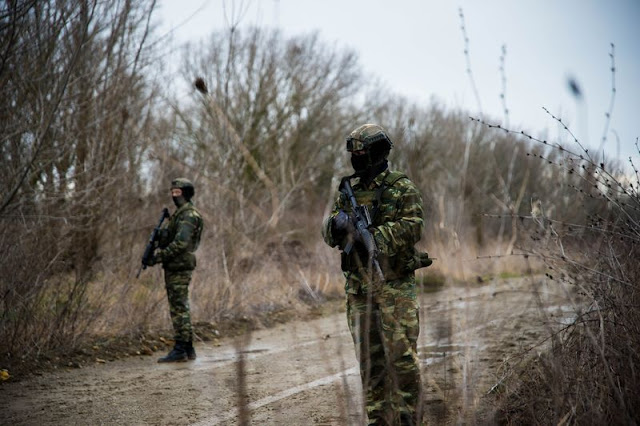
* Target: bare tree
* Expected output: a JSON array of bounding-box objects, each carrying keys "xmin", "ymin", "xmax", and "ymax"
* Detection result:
[{"xmin": 162, "ymin": 28, "xmax": 361, "ymax": 251}]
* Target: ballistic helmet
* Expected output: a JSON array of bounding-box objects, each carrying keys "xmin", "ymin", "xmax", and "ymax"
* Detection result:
[
  {"xmin": 171, "ymin": 177, "xmax": 195, "ymax": 200},
  {"xmin": 346, "ymin": 123, "xmax": 393, "ymax": 153}
]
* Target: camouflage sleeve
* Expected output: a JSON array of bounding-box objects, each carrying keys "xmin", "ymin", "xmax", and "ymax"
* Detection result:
[
  {"xmin": 371, "ymin": 178, "xmax": 424, "ymax": 257},
  {"xmin": 157, "ymin": 211, "xmax": 200, "ymax": 262},
  {"xmin": 322, "ymin": 192, "xmax": 347, "ymax": 248}
]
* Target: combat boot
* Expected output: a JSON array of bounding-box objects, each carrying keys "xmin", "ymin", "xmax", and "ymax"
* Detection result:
[
  {"xmin": 185, "ymin": 341, "xmax": 196, "ymax": 360},
  {"xmin": 157, "ymin": 341, "xmax": 188, "ymax": 363}
]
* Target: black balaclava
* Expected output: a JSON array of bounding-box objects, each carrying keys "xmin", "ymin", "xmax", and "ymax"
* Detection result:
[
  {"xmin": 351, "ymin": 141, "xmax": 390, "ymax": 185},
  {"xmin": 350, "ymin": 152, "xmax": 370, "ymax": 174},
  {"xmin": 172, "ymin": 195, "xmax": 187, "ymax": 208}
]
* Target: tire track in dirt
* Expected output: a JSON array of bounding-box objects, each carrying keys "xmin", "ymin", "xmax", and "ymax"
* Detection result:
[
  {"xmin": 196, "ymin": 326, "xmax": 499, "ymax": 425},
  {"xmin": 183, "ymin": 276, "xmax": 576, "ymax": 425}
]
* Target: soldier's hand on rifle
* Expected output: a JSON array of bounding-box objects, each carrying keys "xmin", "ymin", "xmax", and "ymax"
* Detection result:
[
  {"xmin": 137, "ymin": 207, "xmax": 170, "ymax": 278},
  {"xmin": 335, "ymin": 210, "xmax": 373, "ymax": 251},
  {"xmin": 332, "ymin": 210, "xmax": 356, "ymax": 236},
  {"xmin": 143, "ymin": 253, "xmax": 158, "ymax": 267}
]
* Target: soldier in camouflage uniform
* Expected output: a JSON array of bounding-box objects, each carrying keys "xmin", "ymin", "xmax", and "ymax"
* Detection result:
[
  {"xmin": 323, "ymin": 124, "xmax": 430, "ymax": 425},
  {"xmin": 145, "ymin": 178, "xmax": 204, "ymax": 363}
]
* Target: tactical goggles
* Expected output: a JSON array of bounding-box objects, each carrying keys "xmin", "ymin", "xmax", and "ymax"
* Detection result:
[{"xmin": 346, "ymin": 137, "xmax": 366, "ymax": 152}]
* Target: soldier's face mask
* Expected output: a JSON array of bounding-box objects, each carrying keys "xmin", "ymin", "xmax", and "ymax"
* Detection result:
[
  {"xmin": 173, "ymin": 196, "xmax": 187, "ymax": 207},
  {"xmin": 171, "ymin": 188, "xmax": 187, "ymax": 207},
  {"xmin": 350, "ymin": 151, "xmax": 369, "ymax": 174}
]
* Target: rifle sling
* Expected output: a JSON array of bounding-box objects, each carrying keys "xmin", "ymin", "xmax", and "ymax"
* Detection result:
[{"xmin": 371, "ymin": 171, "xmax": 407, "ymax": 223}]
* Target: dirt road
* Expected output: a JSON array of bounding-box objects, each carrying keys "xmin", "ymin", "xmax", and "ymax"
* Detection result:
[{"xmin": 2, "ymin": 276, "xmax": 576, "ymax": 425}]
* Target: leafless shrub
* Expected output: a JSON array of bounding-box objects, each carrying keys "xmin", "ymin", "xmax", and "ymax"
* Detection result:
[
  {"xmin": 0, "ymin": 0, "xmax": 162, "ymax": 358},
  {"xmin": 477, "ymin": 100, "xmax": 640, "ymax": 423}
]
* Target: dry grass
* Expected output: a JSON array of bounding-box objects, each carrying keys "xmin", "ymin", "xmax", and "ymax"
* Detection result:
[
  {"xmin": 475, "ymin": 121, "xmax": 640, "ymax": 423},
  {"xmin": 493, "ymin": 237, "xmax": 640, "ymax": 425}
]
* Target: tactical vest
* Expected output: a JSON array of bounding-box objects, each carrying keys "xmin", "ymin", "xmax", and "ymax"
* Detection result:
[
  {"xmin": 341, "ymin": 171, "xmax": 431, "ymax": 280},
  {"xmin": 160, "ymin": 203, "xmax": 203, "ymax": 272}
]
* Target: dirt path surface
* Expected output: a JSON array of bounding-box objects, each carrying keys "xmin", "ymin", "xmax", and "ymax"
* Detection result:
[{"xmin": 2, "ymin": 276, "xmax": 575, "ymax": 425}]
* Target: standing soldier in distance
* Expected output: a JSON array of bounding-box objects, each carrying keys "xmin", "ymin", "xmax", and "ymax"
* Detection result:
[
  {"xmin": 144, "ymin": 178, "xmax": 204, "ymax": 362},
  {"xmin": 323, "ymin": 124, "xmax": 430, "ymax": 425}
]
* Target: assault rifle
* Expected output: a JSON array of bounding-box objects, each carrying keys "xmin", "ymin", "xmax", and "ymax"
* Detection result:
[
  {"xmin": 339, "ymin": 176, "xmax": 385, "ymax": 283},
  {"xmin": 136, "ymin": 207, "xmax": 170, "ymax": 278}
]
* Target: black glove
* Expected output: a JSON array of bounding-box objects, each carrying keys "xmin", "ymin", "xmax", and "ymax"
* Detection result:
[
  {"xmin": 143, "ymin": 253, "xmax": 158, "ymax": 267},
  {"xmin": 332, "ymin": 210, "xmax": 356, "ymax": 236}
]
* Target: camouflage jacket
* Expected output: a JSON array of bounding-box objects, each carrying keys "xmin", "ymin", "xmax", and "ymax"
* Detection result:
[
  {"xmin": 157, "ymin": 202, "xmax": 203, "ymax": 272},
  {"xmin": 323, "ymin": 169, "xmax": 425, "ymax": 294}
]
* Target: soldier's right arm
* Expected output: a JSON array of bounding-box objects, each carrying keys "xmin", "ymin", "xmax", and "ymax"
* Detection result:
[
  {"xmin": 322, "ymin": 193, "xmax": 347, "ymax": 248},
  {"xmin": 156, "ymin": 211, "xmax": 201, "ymax": 263},
  {"xmin": 156, "ymin": 227, "xmax": 170, "ymax": 248}
]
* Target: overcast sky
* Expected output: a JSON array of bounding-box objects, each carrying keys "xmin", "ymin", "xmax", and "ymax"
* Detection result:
[{"xmin": 156, "ymin": 0, "xmax": 640, "ymax": 167}]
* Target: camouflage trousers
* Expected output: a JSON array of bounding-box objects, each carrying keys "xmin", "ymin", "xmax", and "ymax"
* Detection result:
[
  {"xmin": 164, "ymin": 270, "xmax": 194, "ymax": 342},
  {"xmin": 346, "ymin": 275, "xmax": 422, "ymax": 426}
]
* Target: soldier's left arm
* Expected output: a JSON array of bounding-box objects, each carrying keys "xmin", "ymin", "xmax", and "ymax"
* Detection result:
[
  {"xmin": 371, "ymin": 178, "xmax": 424, "ymax": 257},
  {"xmin": 156, "ymin": 211, "xmax": 200, "ymax": 262}
]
